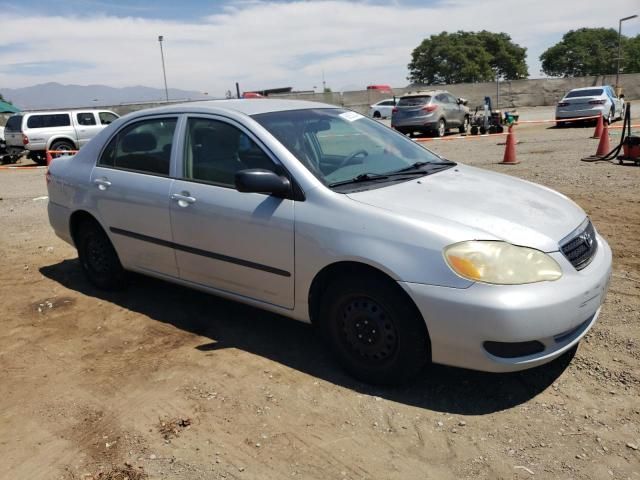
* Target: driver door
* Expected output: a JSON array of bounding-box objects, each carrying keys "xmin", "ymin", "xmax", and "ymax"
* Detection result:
[{"xmin": 169, "ymin": 116, "xmax": 295, "ymax": 309}]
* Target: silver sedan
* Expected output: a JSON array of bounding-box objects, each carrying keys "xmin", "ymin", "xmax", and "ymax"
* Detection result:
[{"xmin": 47, "ymin": 100, "xmax": 612, "ymax": 384}]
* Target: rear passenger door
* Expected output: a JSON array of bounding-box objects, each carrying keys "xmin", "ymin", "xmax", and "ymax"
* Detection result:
[
  {"xmin": 75, "ymin": 112, "xmax": 102, "ymax": 147},
  {"xmin": 90, "ymin": 115, "xmax": 179, "ymax": 277},
  {"xmin": 169, "ymin": 115, "xmax": 295, "ymax": 308}
]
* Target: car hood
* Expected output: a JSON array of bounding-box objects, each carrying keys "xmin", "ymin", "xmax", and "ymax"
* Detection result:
[{"xmin": 346, "ymin": 164, "xmax": 586, "ymax": 252}]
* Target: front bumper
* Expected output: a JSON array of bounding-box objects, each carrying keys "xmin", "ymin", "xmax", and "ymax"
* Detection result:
[{"xmin": 400, "ymin": 234, "xmax": 612, "ymax": 372}]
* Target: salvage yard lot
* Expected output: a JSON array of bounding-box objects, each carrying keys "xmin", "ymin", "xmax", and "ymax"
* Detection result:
[{"xmin": 1, "ymin": 107, "xmax": 639, "ymax": 480}]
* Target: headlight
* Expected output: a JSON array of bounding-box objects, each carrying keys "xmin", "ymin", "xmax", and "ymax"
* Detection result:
[{"xmin": 444, "ymin": 241, "xmax": 562, "ymax": 285}]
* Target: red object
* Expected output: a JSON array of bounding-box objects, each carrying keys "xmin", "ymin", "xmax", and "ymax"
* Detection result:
[
  {"xmin": 622, "ymin": 137, "xmax": 640, "ymax": 159},
  {"xmin": 392, "ymin": 107, "xmax": 398, "ymax": 113},
  {"xmin": 421, "ymin": 105, "xmax": 438, "ymax": 112},
  {"xmin": 592, "ymin": 113, "xmax": 604, "ymax": 139},
  {"xmin": 595, "ymin": 123, "xmax": 610, "ymax": 156},
  {"xmin": 46, "ymin": 150, "xmax": 53, "ymax": 166},
  {"xmin": 22, "ymin": 134, "xmax": 29, "ymax": 145},
  {"xmin": 242, "ymin": 92, "xmax": 263, "ymax": 99},
  {"xmin": 367, "ymin": 84, "xmax": 393, "ymax": 94},
  {"xmin": 500, "ymin": 125, "xmax": 519, "ymax": 164}
]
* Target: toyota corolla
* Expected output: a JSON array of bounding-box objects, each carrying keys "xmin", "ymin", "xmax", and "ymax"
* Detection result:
[{"xmin": 46, "ymin": 100, "xmax": 612, "ymax": 384}]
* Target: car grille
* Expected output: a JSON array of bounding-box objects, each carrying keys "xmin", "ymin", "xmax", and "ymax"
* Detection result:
[{"xmin": 560, "ymin": 220, "xmax": 598, "ymax": 270}]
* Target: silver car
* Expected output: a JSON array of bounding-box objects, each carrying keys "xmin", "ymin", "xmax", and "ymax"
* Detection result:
[
  {"xmin": 392, "ymin": 90, "xmax": 470, "ymax": 137},
  {"xmin": 47, "ymin": 100, "xmax": 612, "ymax": 384},
  {"xmin": 556, "ymin": 86, "xmax": 624, "ymax": 126}
]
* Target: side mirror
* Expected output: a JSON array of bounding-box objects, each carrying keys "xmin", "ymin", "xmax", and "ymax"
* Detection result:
[
  {"xmin": 457, "ymin": 97, "xmax": 468, "ymax": 106},
  {"xmin": 235, "ymin": 169, "xmax": 292, "ymax": 197}
]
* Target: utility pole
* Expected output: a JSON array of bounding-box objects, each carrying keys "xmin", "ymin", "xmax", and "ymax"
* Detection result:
[
  {"xmin": 616, "ymin": 15, "xmax": 638, "ymax": 96},
  {"xmin": 235, "ymin": 82, "xmax": 241, "ymax": 99},
  {"xmin": 158, "ymin": 35, "xmax": 169, "ymax": 102}
]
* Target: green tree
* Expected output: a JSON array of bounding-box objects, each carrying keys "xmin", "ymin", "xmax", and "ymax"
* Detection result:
[
  {"xmin": 540, "ymin": 28, "xmax": 640, "ymax": 77},
  {"xmin": 407, "ymin": 31, "xmax": 528, "ymax": 84}
]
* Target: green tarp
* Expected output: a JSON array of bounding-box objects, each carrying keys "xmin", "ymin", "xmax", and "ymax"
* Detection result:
[{"xmin": 0, "ymin": 100, "xmax": 20, "ymax": 113}]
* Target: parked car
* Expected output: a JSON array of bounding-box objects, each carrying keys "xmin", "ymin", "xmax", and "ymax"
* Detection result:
[
  {"xmin": 556, "ymin": 86, "xmax": 624, "ymax": 126},
  {"xmin": 46, "ymin": 100, "xmax": 611, "ymax": 385},
  {"xmin": 4, "ymin": 109, "xmax": 119, "ymax": 165},
  {"xmin": 392, "ymin": 90, "xmax": 470, "ymax": 137},
  {"xmin": 368, "ymin": 98, "xmax": 397, "ymax": 119}
]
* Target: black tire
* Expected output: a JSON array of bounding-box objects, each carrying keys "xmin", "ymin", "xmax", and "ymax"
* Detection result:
[
  {"xmin": 77, "ymin": 220, "xmax": 127, "ymax": 290},
  {"xmin": 319, "ymin": 274, "xmax": 429, "ymax": 385},
  {"xmin": 470, "ymin": 125, "xmax": 479, "ymax": 135},
  {"xmin": 459, "ymin": 116, "xmax": 469, "ymax": 134},
  {"xmin": 436, "ymin": 118, "xmax": 446, "ymax": 137},
  {"xmin": 31, "ymin": 153, "xmax": 47, "ymax": 166},
  {"xmin": 605, "ymin": 108, "xmax": 614, "ymax": 125},
  {"xmin": 373, "ymin": 110, "xmax": 381, "ymax": 119},
  {"xmin": 479, "ymin": 126, "xmax": 487, "ymax": 135},
  {"xmin": 50, "ymin": 140, "xmax": 75, "ymax": 159}
]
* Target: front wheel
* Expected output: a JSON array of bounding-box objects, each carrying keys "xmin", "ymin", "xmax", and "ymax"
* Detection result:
[
  {"xmin": 373, "ymin": 110, "xmax": 381, "ymax": 119},
  {"xmin": 77, "ymin": 220, "xmax": 127, "ymax": 290},
  {"xmin": 319, "ymin": 275, "xmax": 429, "ymax": 385}
]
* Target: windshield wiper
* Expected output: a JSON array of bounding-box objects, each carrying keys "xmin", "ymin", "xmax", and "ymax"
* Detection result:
[
  {"xmin": 388, "ymin": 161, "xmax": 452, "ymax": 174},
  {"xmin": 328, "ymin": 172, "xmax": 389, "ymax": 187}
]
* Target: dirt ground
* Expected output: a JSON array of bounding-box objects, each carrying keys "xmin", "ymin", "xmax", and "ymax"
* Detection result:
[{"xmin": 1, "ymin": 108, "xmax": 639, "ymax": 480}]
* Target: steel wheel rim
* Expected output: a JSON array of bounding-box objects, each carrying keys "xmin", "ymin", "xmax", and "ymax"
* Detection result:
[
  {"xmin": 339, "ymin": 297, "xmax": 398, "ymax": 362},
  {"xmin": 438, "ymin": 120, "xmax": 445, "ymax": 137},
  {"xmin": 85, "ymin": 234, "xmax": 110, "ymax": 275}
]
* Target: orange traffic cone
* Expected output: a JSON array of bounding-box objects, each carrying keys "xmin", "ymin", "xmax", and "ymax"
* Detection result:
[
  {"xmin": 500, "ymin": 125, "xmax": 519, "ymax": 164},
  {"xmin": 592, "ymin": 114, "xmax": 604, "ymax": 139},
  {"xmin": 595, "ymin": 122, "xmax": 610, "ymax": 156},
  {"xmin": 45, "ymin": 150, "xmax": 53, "ymax": 166}
]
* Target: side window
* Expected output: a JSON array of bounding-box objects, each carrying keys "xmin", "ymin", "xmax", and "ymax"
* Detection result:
[
  {"xmin": 183, "ymin": 117, "xmax": 277, "ymax": 187},
  {"xmin": 435, "ymin": 94, "xmax": 448, "ymax": 103},
  {"xmin": 381, "ymin": 101, "xmax": 394, "ymax": 106},
  {"xmin": 27, "ymin": 114, "xmax": 71, "ymax": 129},
  {"xmin": 77, "ymin": 112, "xmax": 97, "ymax": 126},
  {"xmin": 98, "ymin": 117, "xmax": 176, "ymax": 175},
  {"xmin": 447, "ymin": 94, "xmax": 458, "ymax": 104},
  {"xmin": 99, "ymin": 112, "xmax": 118, "ymax": 125}
]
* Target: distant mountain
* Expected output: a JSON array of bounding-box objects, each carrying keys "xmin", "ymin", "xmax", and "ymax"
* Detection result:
[{"xmin": 0, "ymin": 82, "xmax": 212, "ymax": 110}]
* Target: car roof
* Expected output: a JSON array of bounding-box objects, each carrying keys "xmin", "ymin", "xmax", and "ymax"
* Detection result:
[
  {"xmin": 125, "ymin": 99, "xmax": 339, "ymax": 118},
  {"xmin": 22, "ymin": 109, "xmax": 117, "ymax": 115}
]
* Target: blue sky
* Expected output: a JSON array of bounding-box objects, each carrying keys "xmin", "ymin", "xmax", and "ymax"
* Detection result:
[{"xmin": 1, "ymin": 0, "xmax": 639, "ymax": 95}]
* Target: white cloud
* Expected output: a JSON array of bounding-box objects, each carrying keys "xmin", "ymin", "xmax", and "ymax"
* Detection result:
[{"xmin": 0, "ymin": 0, "xmax": 638, "ymax": 94}]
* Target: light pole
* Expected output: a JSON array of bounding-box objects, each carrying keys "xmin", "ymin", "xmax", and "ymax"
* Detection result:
[
  {"xmin": 158, "ymin": 35, "xmax": 169, "ymax": 102},
  {"xmin": 616, "ymin": 14, "xmax": 638, "ymax": 95}
]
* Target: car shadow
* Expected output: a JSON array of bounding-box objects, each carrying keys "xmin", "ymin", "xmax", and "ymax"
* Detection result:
[{"xmin": 40, "ymin": 259, "xmax": 574, "ymax": 415}]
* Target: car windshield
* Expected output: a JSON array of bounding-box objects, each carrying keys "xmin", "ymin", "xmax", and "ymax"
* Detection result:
[
  {"xmin": 252, "ymin": 108, "xmax": 451, "ymax": 188},
  {"xmin": 566, "ymin": 89, "xmax": 603, "ymax": 98},
  {"xmin": 397, "ymin": 96, "xmax": 431, "ymax": 107}
]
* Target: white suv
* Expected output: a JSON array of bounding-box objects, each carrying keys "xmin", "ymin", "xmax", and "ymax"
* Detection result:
[{"xmin": 4, "ymin": 109, "xmax": 119, "ymax": 164}]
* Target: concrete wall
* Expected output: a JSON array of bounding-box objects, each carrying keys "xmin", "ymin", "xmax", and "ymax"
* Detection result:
[
  {"xmin": 270, "ymin": 73, "xmax": 640, "ymax": 114},
  {"xmin": 4, "ymin": 73, "xmax": 634, "ymax": 124}
]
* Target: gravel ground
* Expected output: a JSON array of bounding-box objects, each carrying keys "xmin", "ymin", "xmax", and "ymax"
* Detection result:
[{"xmin": 0, "ymin": 107, "xmax": 639, "ymax": 480}]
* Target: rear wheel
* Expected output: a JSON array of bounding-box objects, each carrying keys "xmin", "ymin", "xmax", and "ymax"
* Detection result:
[
  {"xmin": 319, "ymin": 274, "xmax": 429, "ymax": 385},
  {"xmin": 50, "ymin": 140, "xmax": 75, "ymax": 159},
  {"xmin": 373, "ymin": 110, "xmax": 381, "ymax": 119},
  {"xmin": 436, "ymin": 119, "xmax": 446, "ymax": 137},
  {"xmin": 76, "ymin": 220, "xmax": 127, "ymax": 290}
]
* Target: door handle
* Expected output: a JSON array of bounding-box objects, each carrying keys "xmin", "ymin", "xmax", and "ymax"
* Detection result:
[
  {"xmin": 93, "ymin": 178, "xmax": 111, "ymax": 190},
  {"xmin": 170, "ymin": 192, "xmax": 196, "ymax": 207}
]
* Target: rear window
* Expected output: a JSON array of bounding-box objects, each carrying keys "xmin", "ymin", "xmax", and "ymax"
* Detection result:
[
  {"xmin": 566, "ymin": 89, "xmax": 603, "ymax": 98},
  {"xmin": 5, "ymin": 115, "xmax": 23, "ymax": 132},
  {"xmin": 398, "ymin": 96, "xmax": 431, "ymax": 107},
  {"xmin": 27, "ymin": 114, "xmax": 71, "ymax": 129}
]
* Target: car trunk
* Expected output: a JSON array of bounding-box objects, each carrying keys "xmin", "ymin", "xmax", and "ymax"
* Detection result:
[
  {"xmin": 4, "ymin": 115, "xmax": 24, "ymax": 148},
  {"xmin": 394, "ymin": 96, "xmax": 431, "ymax": 119}
]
